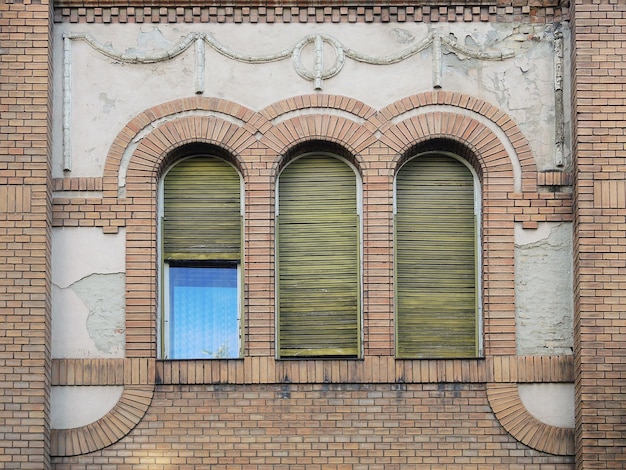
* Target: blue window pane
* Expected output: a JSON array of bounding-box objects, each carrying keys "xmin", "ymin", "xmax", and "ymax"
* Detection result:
[{"xmin": 169, "ymin": 266, "xmax": 239, "ymax": 359}]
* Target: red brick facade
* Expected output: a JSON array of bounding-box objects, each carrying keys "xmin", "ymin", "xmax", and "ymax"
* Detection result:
[{"xmin": 1, "ymin": 0, "xmax": 624, "ymax": 468}]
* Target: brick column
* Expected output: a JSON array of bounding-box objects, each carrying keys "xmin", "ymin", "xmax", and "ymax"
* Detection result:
[
  {"xmin": 571, "ymin": 0, "xmax": 626, "ymax": 467},
  {"xmin": 0, "ymin": 0, "xmax": 52, "ymax": 468}
]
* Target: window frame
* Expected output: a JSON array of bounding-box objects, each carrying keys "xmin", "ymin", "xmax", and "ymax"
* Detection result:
[
  {"xmin": 158, "ymin": 155, "xmax": 244, "ymax": 360},
  {"xmin": 393, "ymin": 151, "xmax": 483, "ymax": 358}
]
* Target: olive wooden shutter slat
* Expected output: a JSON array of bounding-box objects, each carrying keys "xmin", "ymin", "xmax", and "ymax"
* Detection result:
[
  {"xmin": 396, "ymin": 155, "xmax": 477, "ymax": 358},
  {"xmin": 163, "ymin": 157, "xmax": 241, "ymax": 261},
  {"xmin": 278, "ymin": 155, "xmax": 360, "ymax": 357}
]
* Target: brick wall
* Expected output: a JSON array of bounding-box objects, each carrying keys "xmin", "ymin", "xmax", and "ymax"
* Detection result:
[
  {"xmin": 0, "ymin": 0, "xmax": 53, "ymax": 468},
  {"xmin": 51, "ymin": 383, "xmax": 574, "ymax": 469},
  {"xmin": 571, "ymin": 0, "xmax": 626, "ymax": 467},
  {"xmin": 48, "ymin": 88, "xmax": 577, "ymax": 465},
  {"xmin": 1, "ymin": 0, "xmax": 608, "ymax": 466}
]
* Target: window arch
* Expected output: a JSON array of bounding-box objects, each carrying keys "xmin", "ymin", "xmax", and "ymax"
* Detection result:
[
  {"xmin": 395, "ymin": 152, "xmax": 481, "ymax": 358},
  {"xmin": 276, "ymin": 153, "xmax": 361, "ymax": 358},
  {"xmin": 159, "ymin": 155, "xmax": 243, "ymax": 359}
]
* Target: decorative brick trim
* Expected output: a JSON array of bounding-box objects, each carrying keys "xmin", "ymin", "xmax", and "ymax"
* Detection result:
[
  {"xmin": 48, "ymin": 355, "xmax": 574, "ymax": 457},
  {"xmin": 53, "ymin": 176, "xmax": 103, "ymax": 192},
  {"xmin": 487, "ymin": 383, "xmax": 575, "ymax": 456},
  {"xmin": 53, "ymin": 3, "xmax": 568, "ymax": 25},
  {"xmin": 51, "ymin": 355, "xmax": 573, "ymax": 386},
  {"xmin": 155, "ymin": 355, "xmax": 574, "ymax": 385},
  {"xmin": 261, "ymin": 94, "xmax": 378, "ymax": 123},
  {"xmin": 50, "ymin": 359, "xmax": 156, "ymax": 458},
  {"xmin": 0, "ymin": 185, "xmax": 31, "ymax": 213},
  {"xmin": 50, "ymin": 385, "xmax": 154, "ymax": 457},
  {"xmin": 52, "ymin": 358, "xmax": 155, "ymax": 386},
  {"xmin": 593, "ymin": 179, "xmax": 626, "ymax": 209},
  {"xmin": 379, "ymin": 91, "xmax": 539, "ymax": 191},
  {"xmin": 538, "ymin": 170, "xmax": 573, "ymax": 188}
]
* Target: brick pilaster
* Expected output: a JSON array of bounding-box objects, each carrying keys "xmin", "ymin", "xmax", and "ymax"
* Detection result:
[
  {"xmin": 571, "ymin": 0, "xmax": 626, "ymax": 467},
  {"xmin": 0, "ymin": 0, "xmax": 53, "ymax": 467}
]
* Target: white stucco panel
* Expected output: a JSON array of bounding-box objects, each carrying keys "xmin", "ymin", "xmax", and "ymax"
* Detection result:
[
  {"xmin": 518, "ymin": 383, "xmax": 575, "ymax": 429},
  {"xmin": 51, "ymin": 386, "xmax": 124, "ymax": 429},
  {"xmin": 52, "ymin": 227, "xmax": 125, "ymax": 287}
]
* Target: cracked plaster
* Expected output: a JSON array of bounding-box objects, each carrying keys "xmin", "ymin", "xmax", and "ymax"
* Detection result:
[
  {"xmin": 515, "ymin": 222, "xmax": 574, "ymax": 356},
  {"xmin": 52, "ymin": 22, "xmax": 563, "ymax": 178},
  {"xmin": 52, "ymin": 228, "xmax": 126, "ymax": 358}
]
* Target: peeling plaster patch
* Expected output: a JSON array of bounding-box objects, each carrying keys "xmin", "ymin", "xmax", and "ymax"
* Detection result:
[
  {"xmin": 52, "ymin": 228, "xmax": 127, "ymax": 358},
  {"xmin": 515, "ymin": 222, "xmax": 574, "ymax": 355},
  {"xmin": 488, "ymin": 62, "xmax": 552, "ymax": 167},
  {"xmin": 518, "ymin": 383, "xmax": 575, "ymax": 428},
  {"xmin": 515, "ymin": 221, "xmax": 552, "ymax": 245},
  {"xmin": 127, "ymin": 26, "xmax": 173, "ymax": 55},
  {"xmin": 52, "ymin": 274, "xmax": 126, "ymax": 358},
  {"xmin": 51, "ymin": 386, "xmax": 124, "ymax": 429},
  {"xmin": 515, "ymin": 56, "xmax": 530, "ymax": 74},
  {"xmin": 464, "ymin": 34, "xmax": 478, "ymax": 49},
  {"xmin": 98, "ymin": 93, "xmax": 116, "ymax": 114},
  {"xmin": 72, "ymin": 273, "xmax": 126, "ymax": 354},
  {"xmin": 391, "ymin": 28, "xmax": 414, "ymax": 45},
  {"xmin": 442, "ymin": 24, "xmax": 556, "ymax": 170}
]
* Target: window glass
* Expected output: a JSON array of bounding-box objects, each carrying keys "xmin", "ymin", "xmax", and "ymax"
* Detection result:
[
  {"xmin": 168, "ymin": 265, "xmax": 239, "ymax": 359},
  {"xmin": 160, "ymin": 156, "xmax": 242, "ymax": 359}
]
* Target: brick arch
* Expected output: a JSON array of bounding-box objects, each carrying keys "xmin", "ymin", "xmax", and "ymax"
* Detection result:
[
  {"xmin": 264, "ymin": 115, "xmax": 378, "ymax": 178},
  {"xmin": 487, "ymin": 383, "xmax": 574, "ymax": 456},
  {"xmin": 102, "ymin": 98, "xmax": 266, "ymax": 359},
  {"xmin": 257, "ymin": 94, "xmax": 379, "ymax": 173},
  {"xmin": 259, "ymin": 94, "xmax": 378, "ymax": 123},
  {"xmin": 378, "ymin": 95, "xmax": 529, "ymax": 357},
  {"xmin": 272, "ymin": 139, "xmax": 364, "ymax": 181},
  {"xmin": 102, "ymin": 96, "xmax": 266, "ymax": 197},
  {"xmin": 377, "ymin": 90, "xmax": 537, "ymax": 192},
  {"xmin": 382, "ymin": 112, "xmax": 515, "ymax": 188},
  {"xmin": 126, "ymin": 116, "xmax": 255, "ymax": 187}
]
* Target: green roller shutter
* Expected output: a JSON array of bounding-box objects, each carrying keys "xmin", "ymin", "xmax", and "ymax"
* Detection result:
[
  {"xmin": 278, "ymin": 155, "xmax": 360, "ymax": 357},
  {"xmin": 396, "ymin": 154, "xmax": 477, "ymax": 358},
  {"xmin": 163, "ymin": 157, "xmax": 241, "ymax": 261}
]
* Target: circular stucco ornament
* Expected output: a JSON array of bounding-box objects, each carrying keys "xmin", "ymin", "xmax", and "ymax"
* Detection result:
[{"xmin": 292, "ymin": 34, "xmax": 346, "ymax": 89}]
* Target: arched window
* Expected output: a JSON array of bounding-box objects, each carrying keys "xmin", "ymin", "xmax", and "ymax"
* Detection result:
[
  {"xmin": 160, "ymin": 156, "xmax": 243, "ymax": 359},
  {"xmin": 277, "ymin": 153, "xmax": 361, "ymax": 357},
  {"xmin": 395, "ymin": 153, "xmax": 480, "ymax": 358}
]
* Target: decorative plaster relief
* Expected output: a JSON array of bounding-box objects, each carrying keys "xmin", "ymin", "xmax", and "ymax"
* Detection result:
[{"xmin": 61, "ymin": 29, "xmax": 514, "ymax": 171}]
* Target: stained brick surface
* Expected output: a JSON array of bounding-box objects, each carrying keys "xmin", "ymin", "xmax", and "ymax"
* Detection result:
[{"xmin": 52, "ymin": 384, "xmax": 574, "ymax": 469}]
